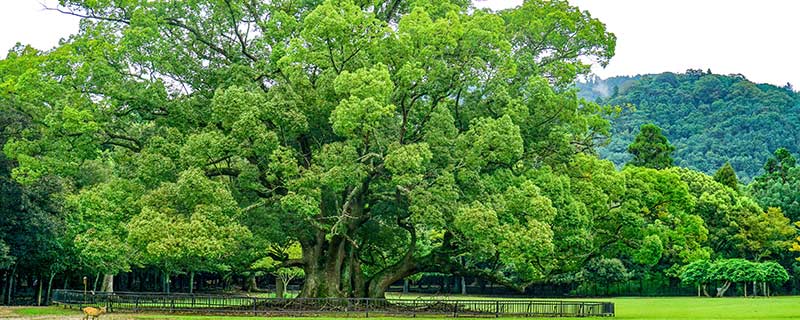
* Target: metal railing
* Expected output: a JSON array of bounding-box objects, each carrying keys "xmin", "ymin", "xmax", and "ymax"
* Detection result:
[{"xmin": 52, "ymin": 289, "xmax": 614, "ymax": 317}]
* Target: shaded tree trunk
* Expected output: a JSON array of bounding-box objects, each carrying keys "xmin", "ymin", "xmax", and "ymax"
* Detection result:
[
  {"xmin": 46, "ymin": 272, "xmax": 55, "ymax": 305},
  {"xmin": 37, "ymin": 275, "xmax": 42, "ymax": 306},
  {"xmin": 6, "ymin": 265, "xmax": 16, "ymax": 305},
  {"xmin": 246, "ymin": 273, "xmax": 256, "ymax": 292},
  {"xmin": 1, "ymin": 271, "xmax": 7, "ymax": 305},
  {"xmin": 163, "ymin": 272, "xmax": 170, "ymax": 294},
  {"xmin": 276, "ymin": 277, "xmax": 285, "ymax": 299},
  {"xmin": 189, "ymin": 271, "xmax": 195, "ymax": 294},
  {"xmin": 716, "ymin": 281, "xmax": 732, "ymax": 297},
  {"xmin": 101, "ymin": 274, "xmax": 114, "ymax": 292}
]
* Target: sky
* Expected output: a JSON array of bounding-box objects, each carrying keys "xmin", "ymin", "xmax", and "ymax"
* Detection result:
[{"xmin": 2, "ymin": 0, "xmax": 800, "ymax": 87}]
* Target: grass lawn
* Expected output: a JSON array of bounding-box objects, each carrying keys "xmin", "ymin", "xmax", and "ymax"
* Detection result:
[{"xmin": 4, "ymin": 296, "xmax": 799, "ymax": 319}]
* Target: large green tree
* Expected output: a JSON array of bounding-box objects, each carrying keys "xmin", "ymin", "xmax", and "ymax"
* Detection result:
[{"xmin": 2, "ymin": 0, "xmax": 616, "ymax": 298}]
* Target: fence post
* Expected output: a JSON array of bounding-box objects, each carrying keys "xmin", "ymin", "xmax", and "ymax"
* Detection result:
[
  {"xmin": 495, "ymin": 301, "xmax": 499, "ymax": 318},
  {"xmin": 134, "ymin": 296, "xmax": 139, "ymax": 312},
  {"xmin": 559, "ymin": 301, "xmax": 564, "ymax": 317},
  {"xmin": 453, "ymin": 300, "xmax": 458, "ymax": 318},
  {"xmin": 365, "ymin": 299, "xmax": 370, "ymax": 318},
  {"xmin": 252, "ymin": 297, "xmax": 257, "ymax": 316}
]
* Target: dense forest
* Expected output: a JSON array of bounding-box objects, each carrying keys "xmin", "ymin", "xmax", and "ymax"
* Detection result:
[
  {"xmin": 582, "ymin": 71, "xmax": 800, "ymax": 181},
  {"xmin": 0, "ymin": 0, "xmax": 798, "ymax": 305}
]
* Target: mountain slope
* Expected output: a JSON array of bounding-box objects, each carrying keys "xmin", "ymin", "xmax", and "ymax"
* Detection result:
[{"xmin": 585, "ymin": 70, "xmax": 800, "ymax": 181}]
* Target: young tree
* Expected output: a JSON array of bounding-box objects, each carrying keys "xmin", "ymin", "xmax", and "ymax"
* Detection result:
[{"xmin": 627, "ymin": 123, "xmax": 675, "ymax": 169}]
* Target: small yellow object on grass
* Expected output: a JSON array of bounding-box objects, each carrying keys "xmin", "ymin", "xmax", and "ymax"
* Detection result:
[{"xmin": 81, "ymin": 306, "xmax": 107, "ymax": 320}]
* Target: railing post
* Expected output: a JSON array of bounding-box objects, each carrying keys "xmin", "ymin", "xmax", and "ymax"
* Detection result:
[
  {"xmin": 495, "ymin": 301, "xmax": 499, "ymax": 318},
  {"xmin": 365, "ymin": 299, "xmax": 370, "ymax": 318},
  {"xmin": 252, "ymin": 297, "xmax": 257, "ymax": 316},
  {"xmin": 453, "ymin": 300, "xmax": 458, "ymax": 318}
]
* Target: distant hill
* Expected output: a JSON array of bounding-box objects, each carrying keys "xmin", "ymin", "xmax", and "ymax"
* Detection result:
[{"xmin": 581, "ymin": 70, "xmax": 800, "ymax": 181}]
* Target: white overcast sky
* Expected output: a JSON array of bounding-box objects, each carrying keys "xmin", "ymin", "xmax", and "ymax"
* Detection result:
[{"xmin": 2, "ymin": 0, "xmax": 800, "ymax": 86}]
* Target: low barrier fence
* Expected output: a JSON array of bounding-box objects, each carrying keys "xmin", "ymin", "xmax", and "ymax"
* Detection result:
[{"xmin": 52, "ymin": 289, "xmax": 614, "ymax": 317}]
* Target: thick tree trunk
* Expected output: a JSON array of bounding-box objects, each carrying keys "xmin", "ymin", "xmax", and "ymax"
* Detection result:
[
  {"xmin": 461, "ymin": 276, "xmax": 467, "ymax": 295},
  {"xmin": 101, "ymin": 274, "xmax": 114, "ymax": 292},
  {"xmin": 702, "ymin": 284, "xmax": 710, "ymax": 297},
  {"xmin": 744, "ymin": 282, "xmax": 747, "ymax": 297},
  {"xmin": 753, "ymin": 281, "xmax": 757, "ymax": 297}
]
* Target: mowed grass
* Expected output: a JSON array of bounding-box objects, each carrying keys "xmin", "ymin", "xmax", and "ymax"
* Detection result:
[{"xmin": 5, "ymin": 296, "xmax": 800, "ymax": 319}]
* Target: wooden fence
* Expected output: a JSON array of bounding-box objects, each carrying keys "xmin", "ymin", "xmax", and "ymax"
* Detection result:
[{"xmin": 51, "ymin": 289, "xmax": 614, "ymax": 317}]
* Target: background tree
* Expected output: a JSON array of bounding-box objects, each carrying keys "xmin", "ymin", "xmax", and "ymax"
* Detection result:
[
  {"xmin": 713, "ymin": 162, "xmax": 739, "ymax": 191},
  {"xmin": 759, "ymin": 261, "xmax": 789, "ymax": 297},
  {"xmin": 750, "ymin": 149, "xmax": 800, "ymax": 222},
  {"xmin": 627, "ymin": 123, "xmax": 675, "ymax": 169},
  {"xmin": 680, "ymin": 260, "xmax": 712, "ymax": 297}
]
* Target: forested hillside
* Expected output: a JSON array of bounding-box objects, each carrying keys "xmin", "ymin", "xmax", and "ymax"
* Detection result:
[{"xmin": 586, "ymin": 71, "xmax": 800, "ymax": 181}]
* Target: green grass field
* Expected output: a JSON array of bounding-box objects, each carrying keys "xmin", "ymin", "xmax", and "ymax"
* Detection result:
[{"xmin": 5, "ymin": 296, "xmax": 800, "ymax": 319}]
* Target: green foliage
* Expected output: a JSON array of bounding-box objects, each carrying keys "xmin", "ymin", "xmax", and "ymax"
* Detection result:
[
  {"xmin": 670, "ymin": 167, "xmax": 794, "ymax": 261},
  {"xmin": 2, "ymin": 0, "xmax": 795, "ymax": 300},
  {"xmin": 759, "ymin": 261, "xmax": 789, "ymax": 284},
  {"xmin": 749, "ymin": 148, "xmax": 800, "ymax": 221},
  {"xmin": 679, "ymin": 259, "xmax": 711, "ymax": 286},
  {"xmin": 627, "ymin": 123, "xmax": 674, "ymax": 169},
  {"xmin": 0, "ymin": 0, "xmax": 620, "ymax": 298},
  {"xmin": 713, "ymin": 162, "xmax": 739, "ymax": 191},
  {"xmin": 590, "ymin": 72, "xmax": 800, "ymax": 181},
  {"xmin": 581, "ymin": 258, "xmax": 629, "ymax": 285}
]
